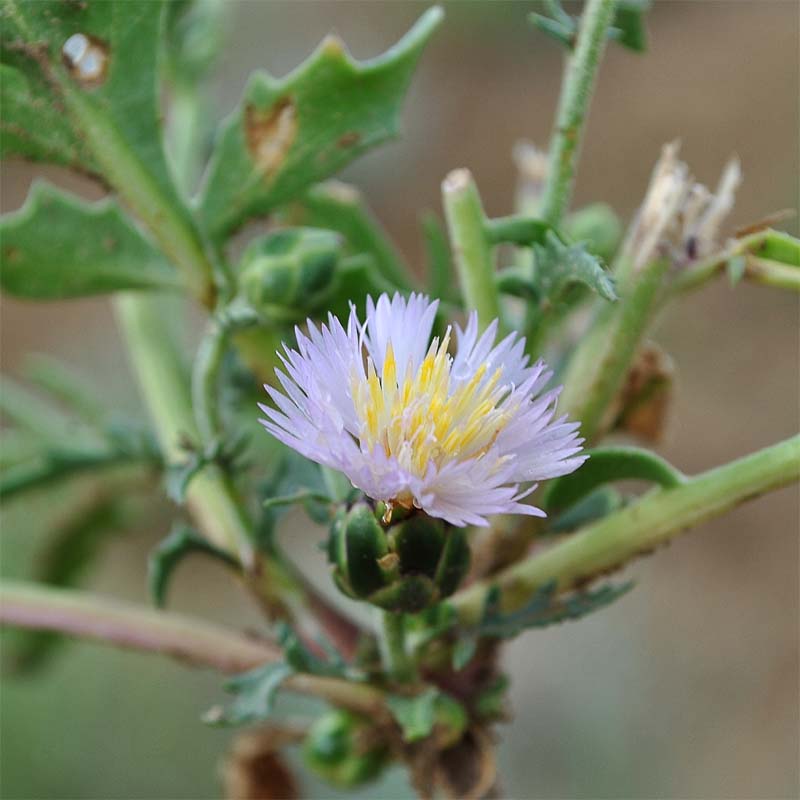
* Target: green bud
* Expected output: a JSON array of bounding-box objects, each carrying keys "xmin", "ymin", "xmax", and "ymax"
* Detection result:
[
  {"xmin": 238, "ymin": 228, "xmax": 342, "ymax": 320},
  {"xmin": 329, "ymin": 503, "xmax": 471, "ymax": 613},
  {"xmin": 302, "ymin": 709, "xmax": 389, "ymax": 788},
  {"xmin": 564, "ymin": 203, "xmax": 622, "ymax": 263}
]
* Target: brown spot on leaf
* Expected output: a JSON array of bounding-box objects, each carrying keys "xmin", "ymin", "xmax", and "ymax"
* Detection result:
[
  {"xmin": 4, "ymin": 247, "xmax": 21, "ymax": 263},
  {"xmin": 338, "ymin": 131, "xmax": 361, "ymax": 148},
  {"xmin": 245, "ymin": 97, "xmax": 298, "ymax": 178},
  {"xmin": 61, "ymin": 33, "xmax": 109, "ymax": 88}
]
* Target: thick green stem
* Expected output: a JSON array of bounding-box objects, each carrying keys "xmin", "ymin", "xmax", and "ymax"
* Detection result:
[
  {"xmin": 538, "ymin": 0, "xmax": 617, "ymax": 227},
  {"xmin": 113, "ymin": 294, "xmax": 255, "ymax": 565},
  {"xmin": 442, "ymin": 169, "xmax": 502, "ymax": 332},
  {"xmin": 377, "ymin": 610, "xmax": 415, "ymax": 684},
  {"xmin": 452, "ymin": 435, "xmax": 800, "ymax": 624},
  {"xmin": 559, "ymin": 257, "xmax": 669, "ymax": 443},
  {"xmin": 0, "ymin": 581, "xmax": 386, "ymax": 715}
]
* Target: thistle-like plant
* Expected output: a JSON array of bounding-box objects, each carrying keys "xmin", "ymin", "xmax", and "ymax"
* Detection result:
[{"xmin": 1, "ymin": 1, "xmax": 798, "ymax": 798}]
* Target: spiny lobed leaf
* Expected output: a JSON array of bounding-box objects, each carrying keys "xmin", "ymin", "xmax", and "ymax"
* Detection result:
[
  {"xmin": 0, "ymin": 182, "xmax": 180, "ymax": 298},
  {"xmin": 206, "ymin": 662, "xmax": 294, "ymax": 727},
  {"xmin": 477, "ymin": 580, "xmax": 633, "ymax": 640},
  {"xmin": 1, "ymin": 0, "xmax": 173, "ymax": 196},
  {"xmin": 199, "ymin": 7, "xmax": 443, "ymax": 242}
]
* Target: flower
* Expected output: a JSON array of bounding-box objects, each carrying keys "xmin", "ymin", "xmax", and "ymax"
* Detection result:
[{"xmin": 259, "ymin": 293, "xmax": 586, "ymax": 527}]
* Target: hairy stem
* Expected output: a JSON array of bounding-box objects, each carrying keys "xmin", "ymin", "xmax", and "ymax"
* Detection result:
[
  {"xmin": 559, "ymin": 257, "xmax": 669, "ymax": 443},
  {"xmin": 452, "ymin": 435, "xmax": 800, "ymax": 624},
  {"xmin": 192, "ymin": 314, "xmax": 231, "ymax": 445},
  {"xmin": 538, "ymin": 0, "xmax": 617, "ymax": 227},
  {"xmin": 442, "ymin": 169, "xmax": 502, "ymax": 332},
  {"xmin": 113, "ymin": 294, "xmax": 255, "ymax": 565},
  {"xmin": 0, "ymin": 581, "xmax": 386, "ymax": 715},
  {"xmin": 377, "ymin": 610, "xmax": 416, "ymax": 684}
]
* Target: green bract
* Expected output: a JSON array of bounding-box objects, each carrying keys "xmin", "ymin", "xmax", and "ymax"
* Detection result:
[{"xmin": 328, "ymin": 503, "xmax": 471, "ymax": 613}]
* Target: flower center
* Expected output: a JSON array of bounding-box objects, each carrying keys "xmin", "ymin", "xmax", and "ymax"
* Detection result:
[{"xmin": 351, "ymin": 332, "xmax": 512, "ymax": 478}]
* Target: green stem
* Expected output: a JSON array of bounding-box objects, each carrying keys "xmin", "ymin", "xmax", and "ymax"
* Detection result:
[
  {"xmin": 442, "ymin": 169, "xmax": 502, "ymax": 332},
  {"xmin": 113, "ymin": 294, "xmax": 255, "ymax": 565},
  {"xmin": 559, "ymin": 257, "xmax": 669, "ymax": 443},
  {"xmin": 377, "ymin": 610, "xmax": 415, "ymax": 683},
  {"xmin": 538, "ymin": 0, "xmax": 617, "ymax": 227},
  {"xmin": 0, "ymin": 581, "xmax": 386, "ymax": 715},
  {"xmin": 452, "ymin": 434, "xmax": 800, "ymax": 624},
  {"xmin": 192, "ymin": 315, "xmax": 230, "ymax": 445}
]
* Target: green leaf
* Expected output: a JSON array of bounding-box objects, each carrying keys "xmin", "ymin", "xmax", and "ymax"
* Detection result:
[
  {"xmin": 726, "ymin": 254, "xmax": 747, "ymax": 286},
  {"xmin": 163, "ymin": 0, "xmax": 228, "ymax": 84},
  {"xmin": 275, "ymin": 622, "xmax": 347, "ymax": 678},
  {"xmin": 534, "ymin": 232, "xmax": 617, "ymax": 304},
  {"xmin": 451, "ymin": 636, "xmax": 478, "ymax": 671},
  {"xmin": 0, "ymin": 182, "xmax": 180, "ymax": 299},
  {"xmin": 205, "ymin": 662, "xmax": 294, "ymax": 727},
  {"xmin": 530, "ymin": 0, "xmax": 650, "ymax": 53},
  {"xmin": 549, "ymin": 486, "xmax": 623, "ymax": 533},
  {"xmin": 563, "ymin": 203, "xmax": 623, "ymax": 263},
  {"xmin": 609, "ymin": 0, "xmax": 650, "ymax": 53},
  {"xmin": 282, "ymin": 182, "xmax": 411, "ymax": 291},
  {"xmin": 542, "ymin": 446, "xmax": 686, "ymax": 513},
  {"xmin": 24, "ymin": 355, "xmax": 105, "ymax": 424},
  {"xmin": 9, "ymin": 497, "xmax": 125, "ymax": 671},
  {"xmin": 198, "ymin": 7, "xmax": 443, "ymax": 242},
  {"xmin": 1, "ymin": 0, "xmax": 214, "ymax": 298},
  {"xmin": 477, "ymin": 580, "xmax": 633, "ymax": 639},
  {"xmin": 474, "ymin": 674, "xmax": 509, "ymax": 720},
  {"xmin": 148, "ymin": 523, "xmax": 239, "ymax": 608},
  {"xmin": 386, "ymin": 688, "xmax": 440, "ymax": 742}
]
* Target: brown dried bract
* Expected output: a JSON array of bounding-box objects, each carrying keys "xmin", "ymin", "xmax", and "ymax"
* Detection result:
[{"xmin": 245, "ymin": 97, "xmax": 298, "ymax": 179}]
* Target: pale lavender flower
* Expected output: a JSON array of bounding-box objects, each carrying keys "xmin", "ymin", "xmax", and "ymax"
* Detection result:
[{"xmin": 259, "ymin": 293, "xmax": 586, "ymax": 527}]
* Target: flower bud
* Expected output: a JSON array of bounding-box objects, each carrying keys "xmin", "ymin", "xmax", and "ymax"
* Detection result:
[
  {"xmin": 302, "ymin": 709, "xmax": 388, "ymax": 788},
  {"xmin": 329, "ymin": 503, "xmax": 471, "ymax": 613},
  {"xmin": 239, "ymin": 228, "xmax": 341, "ymax": 320}
]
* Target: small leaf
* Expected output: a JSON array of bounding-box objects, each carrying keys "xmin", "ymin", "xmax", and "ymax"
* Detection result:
[
  {"xmin": 549, "ymin": 486, "xmax": 623, "ymax": 533},
  {"xmin": 148, "ymin": 523, "xmax": 239, "ymax": 608},
  {"xmin": 451, "ymin": 636, "xmax": 478, "ymax": 671},
  {"xmin": 478, "ymin": 580, "xmax": 633, "ymax": 639},
  {"xmin": 275, "ymin": 622, "xmax": 346, "ymax": 678},
  {"xmin": 474, "ymin": 675, "xmax": 509, "ymax": 720},
  {"xmin": 609, "ymin": 0, "xmax": 650, "ymax": 53},
  {"xmin": 0, "ymin": 183, "xmax": 180, "ymax": 299},
  {"xmin": 206, "ymin": 662, "xmax": 294, "ymax": 727},
  {"xmin": 726, "ymin": 254, "xmax": 747, "ymax": 286},
  {"xmin": 535, "ymin": 232, "xmax": 617, "ymax": 303},
  {"xmin": 198, "ymin": 8, "xmax": 443, "ymax": 241},
  {"xmin": 542, "ymin": 446, "xmax": 685, "ymax": 513},
  {"xmin": 386, "ymin": 688, "xmax": 440, "ymax": 742}
]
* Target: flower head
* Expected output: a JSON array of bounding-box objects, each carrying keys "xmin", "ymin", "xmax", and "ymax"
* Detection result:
[{"xmin": 259, "ymin": 293, "xmax": 586, "ymax": 527}]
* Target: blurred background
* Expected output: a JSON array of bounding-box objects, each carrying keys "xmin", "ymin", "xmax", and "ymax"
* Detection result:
[{"xmin": 1, "ymin": 1, "xmax": 798, "ymax": 798}]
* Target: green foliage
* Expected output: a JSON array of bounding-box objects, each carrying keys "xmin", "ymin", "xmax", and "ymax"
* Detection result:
[
  {"xmin": 198, "ymin": 7, "xmax": 443, "ymax": 242},
  {"xmin": 563, "ymin": 203, "xmax": 623, "ymax": 263},
  {"xmin": 531, "ymin": 0, "xmax": 650, "ymax": 53},
  {"xmin": 0, "ymin": 183, "xmax": 180, "ymax": 299},
  {"xmin": 542, "ymin": 446, "xmax": 686, "ymax": 513},
  {"xmin": 476, "ymin": 580, "xmax": 633, "ymax": 640},
  {"xmin": 1, "ymin": 1, "xmax": 163, "ymax": 178},
  {"xmin": 549, "ymin": 486, "xmax": 624, "ymax": 533},
  {"xmin": 756, "ymin": 229, "xmax": 800, "ymax": 266},
  {"xmin": 148, "ymin": 523, "xmax": 239, "ymax": 608},
  {"xmin": 205, "ymin": 661, "xmax": 294, "ymax": 727},
  {"xmin": 163, "ymin": 0, "xmax": 227, "ymax": 84},
  {"xmin": 386, "ymin": 688, "xmax": 467, "ymax": 746},
  {"xmin": 283, "ymin": 182, "xmax": 411, "ymax": 291},
  {"xmin": 275, "ymin": 622, "xmax": 347, "ymax": 678}
]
